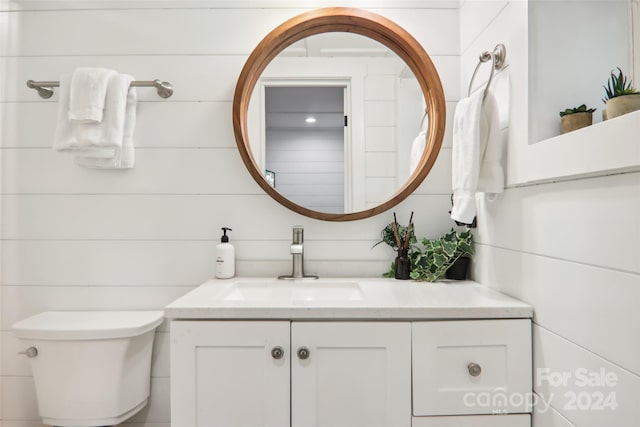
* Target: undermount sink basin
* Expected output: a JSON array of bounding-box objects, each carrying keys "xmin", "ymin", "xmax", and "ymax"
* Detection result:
[{"xmin": 222, "ymin": 280, "xmax": 364, "ymax": 302}]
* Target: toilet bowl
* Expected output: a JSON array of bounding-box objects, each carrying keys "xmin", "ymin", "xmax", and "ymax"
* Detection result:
[{"xmin": 12, "ymin": 310, "xmax": 164, "ymax": 427}]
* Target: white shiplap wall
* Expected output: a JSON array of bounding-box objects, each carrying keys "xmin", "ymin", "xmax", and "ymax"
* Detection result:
[
  {"xmin": 0, "ymin": 1, "xmax": 460, "ymax": 426},
  {"xmin": 266, "ymin": 128, "xmax": 345, "ymax": 213},
  {"xmin": 462, "ymin": 2, "xmax": 640, "ymax": 427}
]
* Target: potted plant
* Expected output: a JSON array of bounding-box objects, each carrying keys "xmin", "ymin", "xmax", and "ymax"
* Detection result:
[
  {"xmin": 443, "ymin": 229, "xmax": 474, "ymax": 280},
  {"xmin": 559, "ymin": 104, "xmax": 596, "ymax": 134},
  {"xmin": 602, "ymin": 67, "xmax": 640, "ymax": 120},
  {"xmin": 409, "ymin": 229, "xmax": 474, "ymax": 282},
  {"xmin": 375, "ymin": 221, "xmax": 416, "ymax": 279}
]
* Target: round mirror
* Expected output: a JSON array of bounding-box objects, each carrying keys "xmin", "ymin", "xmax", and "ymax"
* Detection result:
[{"xmin": 233, "ymin": 7, "xmax": 446, "ymax": 221}]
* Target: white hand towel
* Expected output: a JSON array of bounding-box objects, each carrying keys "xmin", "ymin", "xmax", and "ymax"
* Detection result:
[
  {"xmin": 409, "ymin": 130, "xmax": 427, "ymax": 175},
  {"xmin": 478, "ymin": 92, "xmax": 504, "ymax": 194},
  {"xmin": 75, "ymin": 85, "xmax": 137, "ymax": 169},
  {"xmin": 451, "ymin": 91, "xmax": 505, "ymax": 224},
  {"xmin": 450, "ymin": 90, "xmax": 484, "ymax": 224},
  {"xmin": 54, "ymin": 73, "xmax": 133, "ymax": 151},
  {"xmin": 68, "ymin": 67, "xmax": 116, "ymax": 123},
  {"xmin": 53, "ymin": 73, "xmax": 137, "ymax": 169}
]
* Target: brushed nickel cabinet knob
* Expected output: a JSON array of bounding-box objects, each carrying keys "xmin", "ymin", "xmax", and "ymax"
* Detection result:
[{"xmin": 468, "ymin": 362, "xmax": 482, "ymax": 376}]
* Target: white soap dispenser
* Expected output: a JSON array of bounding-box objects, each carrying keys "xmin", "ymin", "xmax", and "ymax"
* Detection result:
[{"xmin": 215, "ymin": 227, "xmax": 235, "ymax": 279}]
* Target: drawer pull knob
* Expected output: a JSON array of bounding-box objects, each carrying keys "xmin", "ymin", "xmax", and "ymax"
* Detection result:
[
  {"xmin": 271, "ymin": 346, "xmax": 284, "ymax": 360},
  {"xmin": 468, "ymin": 362, "xmax": 482, "ymax": 376},
  {"xmin": 297, "ymin": 346, "xmax": 310, "ymax": 360}
]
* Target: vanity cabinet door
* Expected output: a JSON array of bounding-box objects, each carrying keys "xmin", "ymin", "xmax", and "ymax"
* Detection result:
[
  {"xmin": 291, "ymin": 322, "xmax": 411, "ymax": 427},
  {"xmin": 170, "ymin": 321, "xmax": 290, "ymax": 427}
]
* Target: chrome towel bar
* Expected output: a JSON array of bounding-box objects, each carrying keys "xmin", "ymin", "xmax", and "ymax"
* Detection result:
[
  {"xmin": 467, "ymin": 43, "xmax": 506, "ymax": 99},
  {"xmin": 26, "ymin": 79, "xmax": 174, "ymax": 99}
]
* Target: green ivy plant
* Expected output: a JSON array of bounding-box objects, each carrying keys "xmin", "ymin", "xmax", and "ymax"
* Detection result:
[
  {"xmin": 410, "ymin": 229, "xmax": 473, "ymax": 282},
  {"xmin": 602, "ymin": 67, "xmax": 638, "ymax": 103},
  {"xmin": 373, "ymin": 222, "xmax": 416, "ymax": 251},
  {"xmin": 559, "ymin": 104, "xmax": 596, "ymax": 117},
  {"xmin": 376, "ymin": 226, "xmax": 474, "ymax": 282}
]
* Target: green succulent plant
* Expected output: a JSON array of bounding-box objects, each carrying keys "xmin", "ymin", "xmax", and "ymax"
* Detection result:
[
  {"xmin": 409, "ymin": 229, "xmax": 473, "ymax": 282},
  {"xmin": 602, "ymin": 67, "xmax": 638, "ymax": 103},
  {"xmin": 559, "ymin": 104, "xmax": 596, "ymax": 117}
]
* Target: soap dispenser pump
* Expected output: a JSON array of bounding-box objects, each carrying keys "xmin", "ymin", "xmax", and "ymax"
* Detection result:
[{"xmin": 215, "ymin": 227, "xmax": 235, "ymax": 279}]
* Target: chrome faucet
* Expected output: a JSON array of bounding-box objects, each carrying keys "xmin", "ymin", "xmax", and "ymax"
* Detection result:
[{"xmin": 278, "ymin": 226, "xmax": 318, "ymax": 280}]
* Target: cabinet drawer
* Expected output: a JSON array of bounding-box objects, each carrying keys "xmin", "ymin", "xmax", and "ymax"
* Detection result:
[
  {"xmin": 412, "ymin": 320, "xmax": 531, "ymax": 416},
  {"xmin": 412, "ymin": 414, "xmax": 530, "ymax": 427}
]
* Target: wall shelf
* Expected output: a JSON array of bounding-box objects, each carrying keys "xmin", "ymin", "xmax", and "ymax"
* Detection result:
[{"xmin": 509, "ymin": 110, "xmax": 640, "ymax": 187}]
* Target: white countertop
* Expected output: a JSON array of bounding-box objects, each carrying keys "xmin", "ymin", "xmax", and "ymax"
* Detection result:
[{"xmin": 164, "ymin": 278, "xmax": 533, "ymax": 320}]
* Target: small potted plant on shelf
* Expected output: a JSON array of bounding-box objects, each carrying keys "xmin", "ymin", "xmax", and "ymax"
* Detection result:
[
  {"xmin": 409, "ymin": 229, "xmax": 474, "ymax": 282},
  {"xmin": 559, "ymin": 104, "xmax": 596, "ymax": 134},
  {"xmin": 602, "ymin": 67, "xmax": 640, "ymax": 120}
]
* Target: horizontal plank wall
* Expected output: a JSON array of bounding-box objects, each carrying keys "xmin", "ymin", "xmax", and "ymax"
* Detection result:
[
  {"xmin": 462, "ymin": 2, "xmax": 640, "ymax": 426},
  {"xmin": 0, "ymin": 1, "xmax": 460, "ymax": 425}
]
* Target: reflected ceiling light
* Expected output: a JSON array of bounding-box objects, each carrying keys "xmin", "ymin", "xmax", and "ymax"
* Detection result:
[{"xmin": 305, "ymin": 116, "xmax": 317, "ymax": 123}]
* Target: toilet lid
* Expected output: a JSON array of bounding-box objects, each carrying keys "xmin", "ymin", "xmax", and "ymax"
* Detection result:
[{"xmin": 12, "ymin": 311, "xmax": 165, "ymax": 340}]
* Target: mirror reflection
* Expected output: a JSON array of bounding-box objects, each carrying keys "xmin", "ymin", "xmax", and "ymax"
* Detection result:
[{"xmin": 248, "ymin": 33, "xmax": 426, "ymax": 214}]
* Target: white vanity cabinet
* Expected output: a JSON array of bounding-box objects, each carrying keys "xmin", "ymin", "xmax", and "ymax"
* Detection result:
[
  {"xmin": 166, "ymin": 279, "xmax": 535, "ymax": 427},
  {"xmin": 170, "ymin": 321, "xmax": 411, "ymax": 427}
]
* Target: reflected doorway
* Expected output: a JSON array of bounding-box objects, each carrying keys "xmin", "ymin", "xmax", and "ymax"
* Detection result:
[{"xmin": 264, "ymin": 85, "xmax": 350, "ymax": 214}]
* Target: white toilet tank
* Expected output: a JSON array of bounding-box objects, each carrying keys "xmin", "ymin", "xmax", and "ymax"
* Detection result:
[{"xmin": 12, "ymin": 311, "xmax": 164, "ymax": 427}]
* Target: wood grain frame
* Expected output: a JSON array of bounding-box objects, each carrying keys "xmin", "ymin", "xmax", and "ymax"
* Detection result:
[{"xmin": 232, "ymin": 7, "xmax": 446, "ymax": 221}]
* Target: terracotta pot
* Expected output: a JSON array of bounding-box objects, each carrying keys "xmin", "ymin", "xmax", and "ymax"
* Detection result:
[
  {"xmin": 560, "ymin": 112, "xmax": 593, "ymax": 134},
  {"xmin": 605, "ymin": 94, "xmax": 640, "ymax": 120}
]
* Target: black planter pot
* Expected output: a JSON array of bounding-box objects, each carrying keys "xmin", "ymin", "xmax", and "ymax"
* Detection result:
[
  {"xmin": 446, "ymin": 257, "xmax": 470, "ymax": 280},
  {"xmin": 394, "ymin": 249, "xmax": 411, "ymax": 280}
]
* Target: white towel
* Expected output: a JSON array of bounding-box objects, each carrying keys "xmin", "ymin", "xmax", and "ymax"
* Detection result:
[
  {"xmin": 68, "ymin": 67, "xmax": 116, "ymax": 123},
  {"xmin": 451, "ymin": 90, "xmax": 483, "ymax": 224},
  {"xmin": 75, "ymin": 85, "xmax": 137, "ymax": 169},
  {"xmin": 478, "ymin": 93, "xmax": 504, "ymax": 193},
  {"xmin": 409, "ymin": 130, "xmax": 427, "ymax": 175},
  {"xmin": 450, "ymin": 91, "xmax": 505, "ymax": 224},
  {"xmin": 53, "ymin": 73, "xmax": 137, "ymax": 169}
]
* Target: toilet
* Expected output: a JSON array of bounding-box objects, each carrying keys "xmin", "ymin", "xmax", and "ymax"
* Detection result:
[{"xmin": 12, "ymin": 310, "xmax": 164, "ymax": 427}]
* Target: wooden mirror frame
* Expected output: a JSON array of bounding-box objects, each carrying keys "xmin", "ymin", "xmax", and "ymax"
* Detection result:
[{"xmin": 233, "ymin": 7, "xmax": 446, "ymax": 221}]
